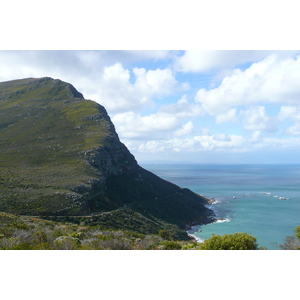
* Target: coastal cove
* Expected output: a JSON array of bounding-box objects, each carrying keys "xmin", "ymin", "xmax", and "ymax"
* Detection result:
[{"xmin": 141, "ymin": 164, "xmax": 300, "ymax": 250}]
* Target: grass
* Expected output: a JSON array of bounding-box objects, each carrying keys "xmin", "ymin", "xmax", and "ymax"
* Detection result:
[{"xmin": 0, "ymin": 77, "xmax": 111, "ymax": 215}]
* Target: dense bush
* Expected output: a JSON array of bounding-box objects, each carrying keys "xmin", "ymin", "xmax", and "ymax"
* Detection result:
[
  {"xmin": 198, "ymin": 232, "xmax": 259, "ymax": 250},
  {"xmin": 160, "ymin": 241, "xmax": 182, "ymax": 250}
]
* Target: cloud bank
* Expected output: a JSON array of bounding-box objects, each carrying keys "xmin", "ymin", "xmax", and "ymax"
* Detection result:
[{"xmin": 1, "ymin": 50, "xmax": 300, "ymax": 163}]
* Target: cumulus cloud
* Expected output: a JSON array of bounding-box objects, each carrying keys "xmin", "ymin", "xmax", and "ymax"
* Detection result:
[
  {"xmin": 112, "ymin": 111, "xmax": 180, "ymax": 140},
  {"xmin": 94, "ymin": 64, "xmax": 187, "ymax": 113},
  {"xmin": 215, "ymin": 108, "xmax": 237, "ymax": 124},
  {"xmin": 175, "ymin": 121, "xmax": 194, "ymax": 137},
  {"xmin": 112, "ymin": 96, "xmax": 203, "ymax": 140},
  {"xmin": 278, "ymin": 105, "xmax": 300, "ymax": 121},
  {"xmin": 194, "ymin": 54, "xmax": 300, "ymax": 115},
  {"xmin": 241, "ymin": 106, "xmax": 278, "ymax": 132},
  {"xmin": 112, "ymin": 94, "xmax": 206, "ymax": 141}
]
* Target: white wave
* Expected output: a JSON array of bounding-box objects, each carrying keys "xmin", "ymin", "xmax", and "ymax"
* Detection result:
[
  {"xmin": 187, "ymin": 233, "xmax": 204, "ymax": 243},
  {"xmin": 211, "ymin": 200, "xmax": 220, "ymax": 204},
  {"xmin": 214, "ymin": 218, "xmax": 231, "ymax": 223}
]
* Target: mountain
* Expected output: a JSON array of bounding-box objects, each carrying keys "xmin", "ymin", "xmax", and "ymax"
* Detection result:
[{"xmin": 0, "ymin": 77, "xmax": 214, "ymax": 236}]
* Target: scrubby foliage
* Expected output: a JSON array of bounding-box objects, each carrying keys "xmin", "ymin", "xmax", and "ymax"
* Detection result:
[
  {"xmin": 0, "ymin": 77, "xmax": 111, "ymax": 215},
  {"xmin": 198, "ymin": 232, "xmax": 259, "ymax": 250},
  {"xmin": 0, "ymin": 212, "xmax": 198, "ymax": 250},
  {"xmin": 279, "ymin": 225, "xmax": 300, "ymax": 250},
  {"xmin": 1, "ymin": 212, "xmax": 270, "ymax": 250}
]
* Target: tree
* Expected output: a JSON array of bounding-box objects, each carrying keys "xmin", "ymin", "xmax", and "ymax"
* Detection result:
[{"xmin": 199, "ymin": 232, "xmax": 259, "ymax": 250}]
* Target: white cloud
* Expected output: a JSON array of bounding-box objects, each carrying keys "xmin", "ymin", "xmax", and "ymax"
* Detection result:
[
  {"xmin": 241, "ymin": 106, "xmax": 277, "ymax": 132},
  {"xmin": 175, "ymin": 121, "xmax": 194, "ymax": 137},
  {"xmin": 133, "ymin": 67, "xmax": 179, "ymax": 96},
  {"xmin": 215, "ymin": 108, "xmax": 237, "ymax": 124},
  {"xmin": 136, "ymin": 131, "xmax": 300, "ymax": 157},
  {"xmin": 112, "ymin": 96, "xmax": 204, "ymax": 140},
  {"xmin": 138, "ymin": 134, "xmax": 246, "ymax": 154},
  {"xmin": 175, "ymin": 50, "xmax": 300, "ymax": 73},
  {"xmin": 284, "ymin": 122, "xmax": 300, "ymax": 136},
  {"xmin": 94, "ymin": 64, "xmax": 186, "ymax": 113},
  {"xmin": 278, "ymin": 105, "xmax": 300, "ymax": 121},
  {"xmin": 112, "ymin": 111, "xmax": 181, "ymax": 140},
  {"xmin": 213, "ymin": 133, "xmax": 232, "ymax": 142},
  {"xmin": 194, "ymin": 54, "xmax": 300, "ymax": 115}
]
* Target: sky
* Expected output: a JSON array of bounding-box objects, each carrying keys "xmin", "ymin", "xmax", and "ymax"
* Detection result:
[{"xmin": 1, "ymin": 50, "xmax": 300, "ymax": 164}]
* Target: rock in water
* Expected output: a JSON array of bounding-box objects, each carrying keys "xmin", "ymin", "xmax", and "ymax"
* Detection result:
[{"xmin": 0, "ymin": 77, "xmax": 214, "ymax": 231}]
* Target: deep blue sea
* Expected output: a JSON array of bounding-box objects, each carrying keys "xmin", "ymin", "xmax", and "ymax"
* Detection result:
[{"xmin": 141, "ymin": 164, "xmax": 300, "ymax": 250}]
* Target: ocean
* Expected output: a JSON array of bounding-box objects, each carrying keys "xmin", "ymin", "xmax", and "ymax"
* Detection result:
[{"xmin": 141, "ymin": 164, "xmax": 300, "ymax": 250}]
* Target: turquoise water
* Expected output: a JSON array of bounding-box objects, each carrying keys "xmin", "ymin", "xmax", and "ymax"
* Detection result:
[{"xmin": 141, "ymin": 164, "xmax": 300, "ymax": 249}]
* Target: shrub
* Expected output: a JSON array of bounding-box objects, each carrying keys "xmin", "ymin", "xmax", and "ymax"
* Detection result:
[
  {"xmin": 279, "ymin": 236, "xmax": 300, "ymax": 250},
  {"xmin": 159, "ymin": 230, "xmax": 174, "ymax": 241},
  {"xmin": 10, "ymin": 242, "xmax": 33, "ymax": 250},
  {"xmin": 182, "ymin": 242, "xmax": 198, "ymax": 250},
  {"xmin": 54, "ymin": 236, "xmax": 81, "ymax": 250},
  {"xmin": 99, "ymin": 238, "xmax": 131, "ymax": 250},
  {"xmin": 199, "ymin": 232, "xmax": 259, "ymax": 250},
  {"xmin": 160, "ymin": 241, "xmax": 182, "ymax": 250}
]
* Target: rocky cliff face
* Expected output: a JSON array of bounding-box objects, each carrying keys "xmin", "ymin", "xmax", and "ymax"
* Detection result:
[{"xmin": 0, "ymin": 77, "xmax": 214, "ymax": 232}]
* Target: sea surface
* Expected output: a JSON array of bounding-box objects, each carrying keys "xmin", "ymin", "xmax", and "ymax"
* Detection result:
[{"xmin": 141, "ymin": 164, "xmax": 300, "ymax": 250}]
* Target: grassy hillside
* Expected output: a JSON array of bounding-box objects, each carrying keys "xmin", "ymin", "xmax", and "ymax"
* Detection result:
[
  {"xmin": 0, "ymin": 77, "xmax": 214, "ymax": 237},
  {"xmin": 0, "ymin": 77, "xmax": 112, "ymax": 215}
]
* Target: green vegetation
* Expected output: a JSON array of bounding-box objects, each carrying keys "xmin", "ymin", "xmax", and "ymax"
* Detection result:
[
  {"xmin": 0, "ymin": 212, "xmax": 193, "ymax": 250},
  {"xmin": 198, "ymin": 232, "xmax": 260, "ymax": 250},
  {"xmin": 0, "ymin": 77, "xmax": 112, "ymax": 215}
]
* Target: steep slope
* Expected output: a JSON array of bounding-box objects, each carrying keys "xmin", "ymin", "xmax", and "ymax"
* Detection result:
[{"xmin": 0, "ymin": 77, "xmax": 214, "ymax": 233}]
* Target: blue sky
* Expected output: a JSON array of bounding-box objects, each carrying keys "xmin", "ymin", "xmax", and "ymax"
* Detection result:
[{"xmin": 1, "ymin": 50, "xmax": 300, "ymax": 164}]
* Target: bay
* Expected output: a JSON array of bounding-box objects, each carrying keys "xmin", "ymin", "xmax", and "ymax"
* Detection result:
[{"xmin": 141, "ymin": 164, "xmax": 300, "ymax": 250}]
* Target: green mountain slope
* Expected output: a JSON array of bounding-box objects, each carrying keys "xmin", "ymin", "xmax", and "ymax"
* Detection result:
[{"xmin": 0, "ymin": 77, "xmax": 214, "ymax": 234}]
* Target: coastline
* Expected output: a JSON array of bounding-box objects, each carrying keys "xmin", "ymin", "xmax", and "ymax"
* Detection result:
[
  {"xmin": 186, "ymin": 217, "xmax": 230, "ymax": 242},
  {"xmin": 185, "ymin": 195, "xmax": 218, "ymax": 242}
]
